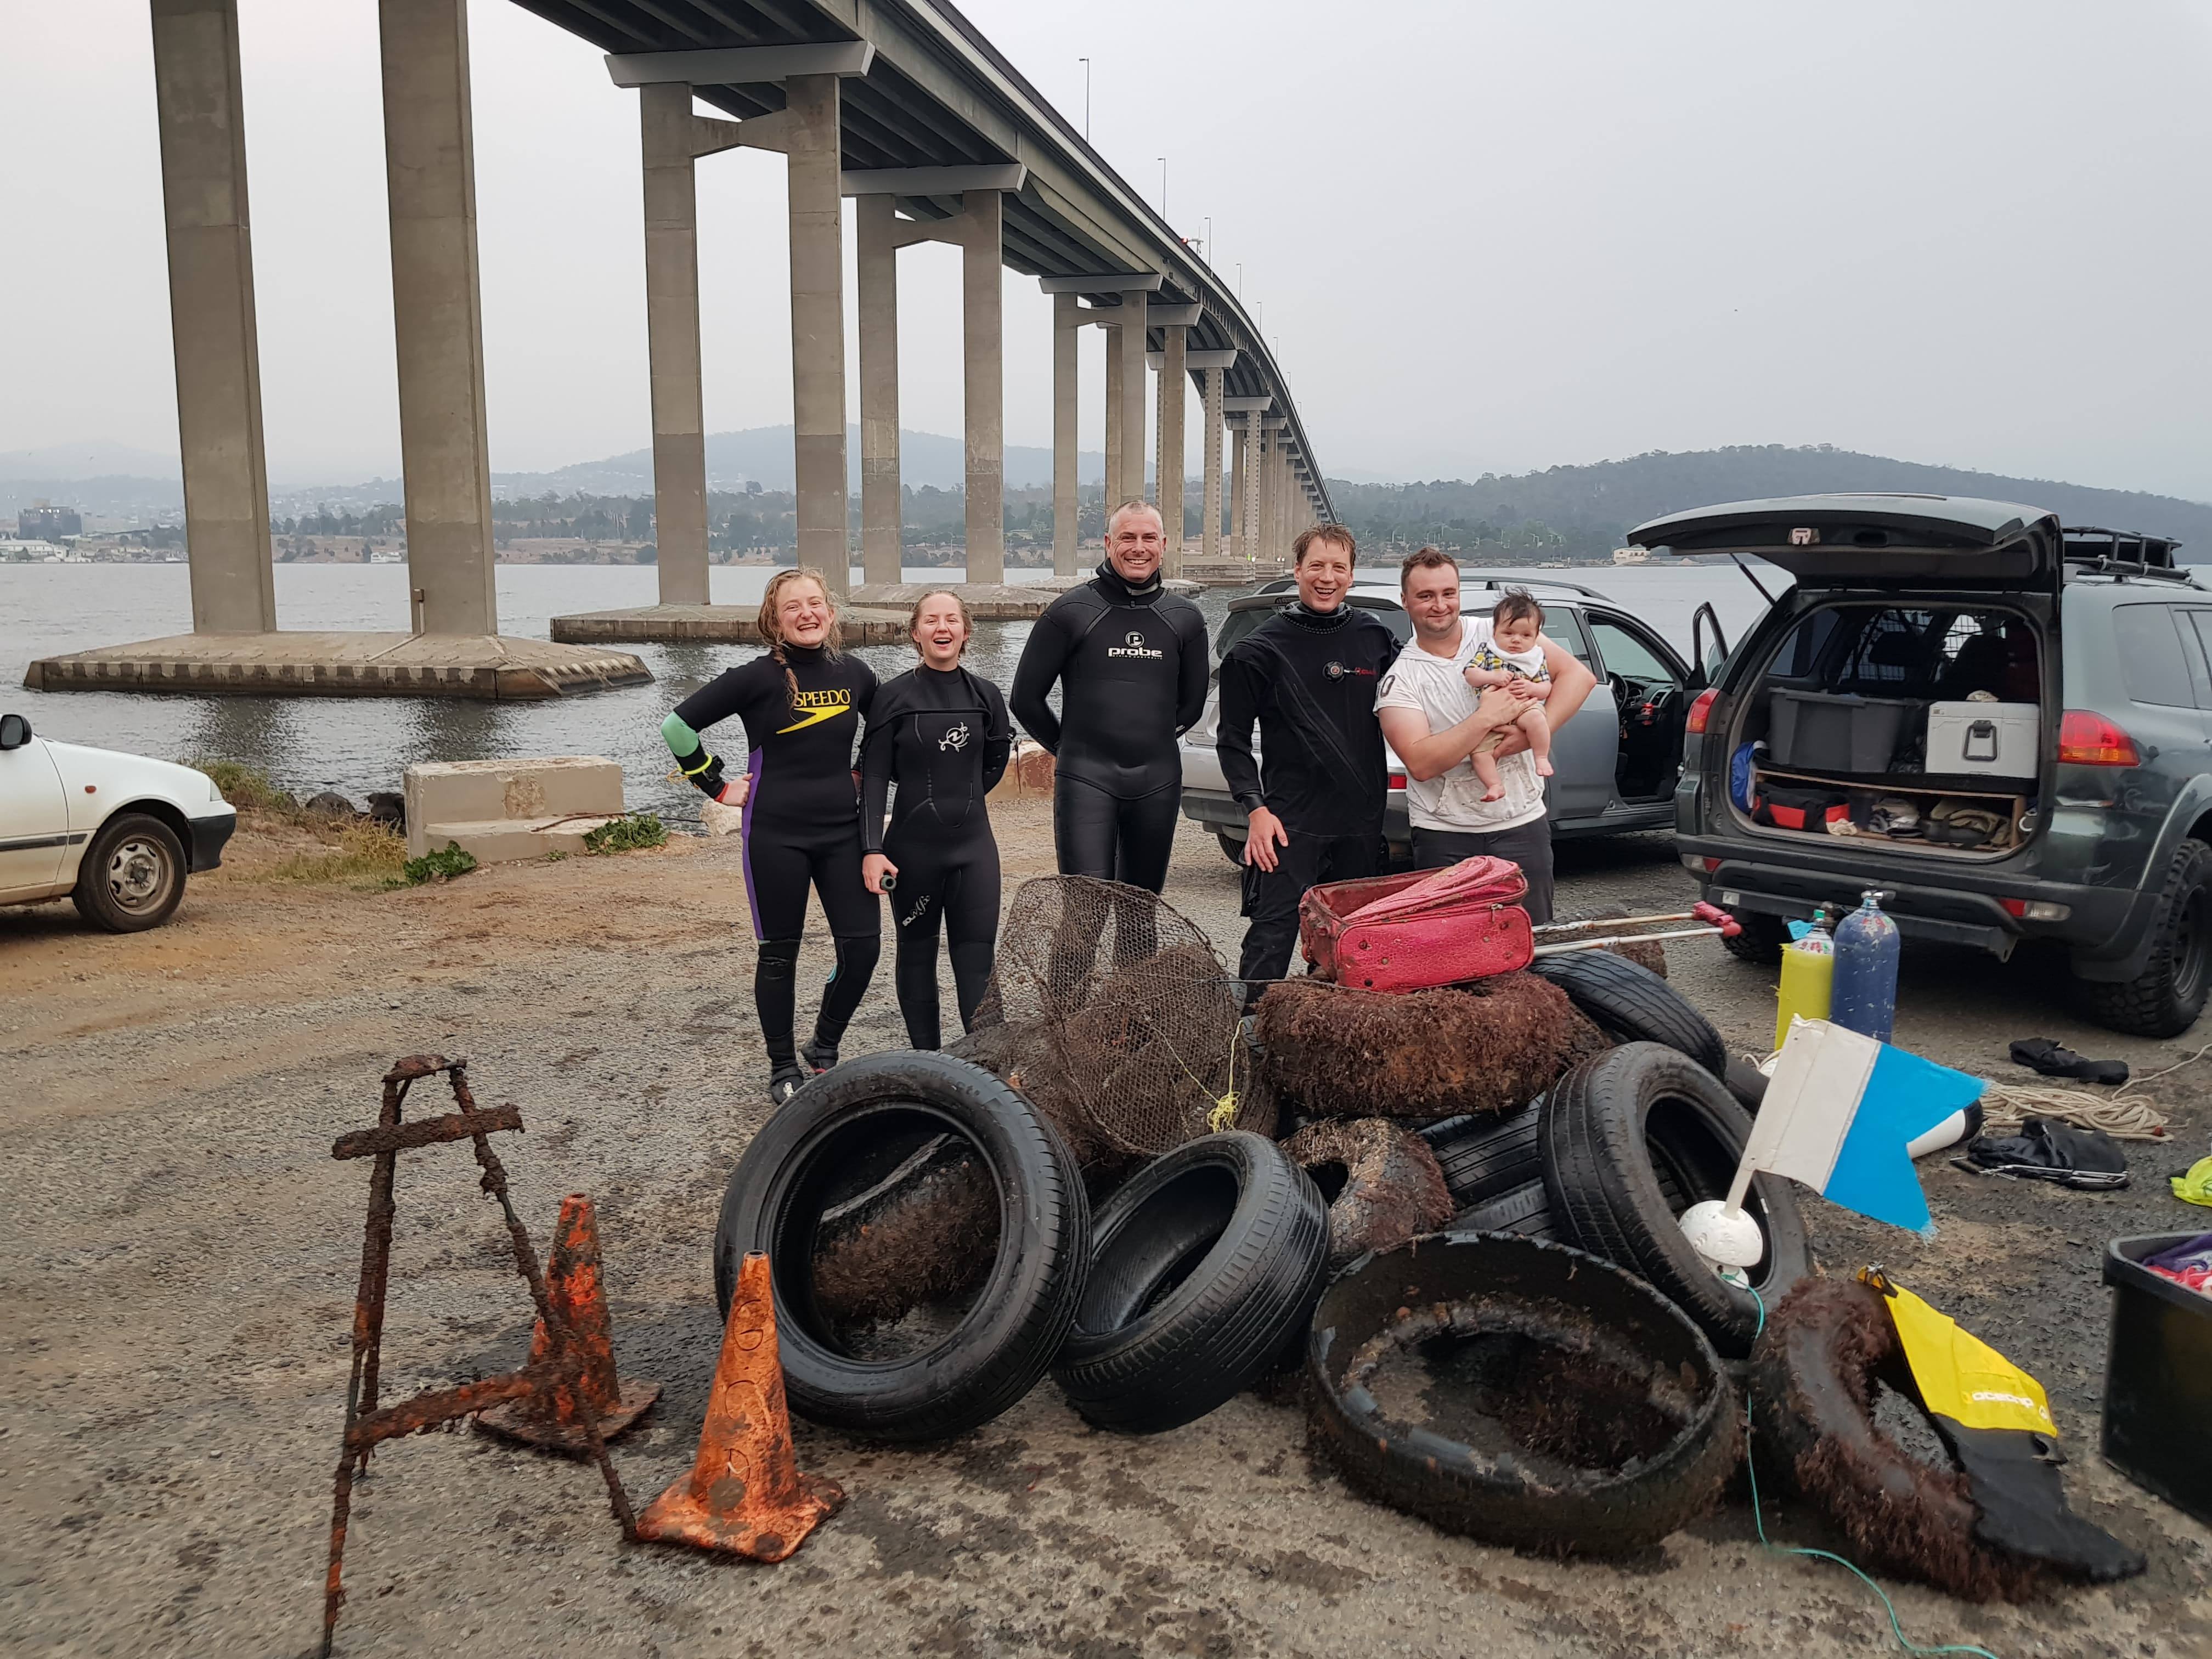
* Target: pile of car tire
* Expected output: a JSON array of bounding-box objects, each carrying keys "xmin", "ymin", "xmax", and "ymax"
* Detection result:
[{"xmin": 723, "ymin": 946, "xmax": 2054, "ymax": 1570}]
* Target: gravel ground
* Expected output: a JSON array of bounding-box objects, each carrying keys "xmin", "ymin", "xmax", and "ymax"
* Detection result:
[{"xmin": 3, "ymin": 804, "xmax": 2209, "ymax": 1658}]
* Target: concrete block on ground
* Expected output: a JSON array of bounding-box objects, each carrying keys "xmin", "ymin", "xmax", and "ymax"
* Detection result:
[{"xmin": 404, "ymin": 756, "xmax": 625, "ymax": 860}]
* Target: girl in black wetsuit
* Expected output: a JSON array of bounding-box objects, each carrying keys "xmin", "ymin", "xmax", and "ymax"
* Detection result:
[
  {"xmin": 860, "ymin": 591, "xmax": 1011, "ymax": 1050},
  {"xmin": 661, "ymin": 568, "xmax": 879, "ymax": 1103}
]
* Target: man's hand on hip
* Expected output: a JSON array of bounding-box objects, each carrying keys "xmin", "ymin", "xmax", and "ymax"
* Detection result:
[{"xmin": 1245, "ymin": 806, "xmax": 1290, "ymax": 873}]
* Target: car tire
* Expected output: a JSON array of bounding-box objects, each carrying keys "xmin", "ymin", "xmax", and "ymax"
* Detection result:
[
  {"xmin": 1216, "ymin": 830, "xmax": 1246, "ymax": 866},
  {"xmin": 71, "ymin": 812, "xmax": 187, "ymax": 933},
  {"xmin": 1054, "ymin": 1132, "xmax": 1328, "ymax": 1432},
  {"xmin": 1541, "ymin": 1043, "xmax": 1812, "ymax": 1358},
  {"xmin": 2076, "ymin": 838, "xmax": 2212, "ymax": 1039},
  {"xmin": 1721, "ymin": 911, "xmax": 1789, "ymax": 966},
  {"xmin": 1747, "ymin": 1277, "xmax": 2047, "ymax": 1602},
  {"xmin": 1528, "ymin": 950, "xmax": 1728, "ymax": 1076},
  {"xmin": 713, "ymin": 1052, "xmax": 1089, "ymax": 1442},
  {"xmin": 1307, "ymin": 1234, "xmax": 1740, "ymax": 1557},
  {"xmin": 1449, "ymin": 1176, "xmax": 1555, "ymax": 1240},
  {"xmin": 1419, "ymin": 1100, "xmax": 1544, "ymax": 1210}
]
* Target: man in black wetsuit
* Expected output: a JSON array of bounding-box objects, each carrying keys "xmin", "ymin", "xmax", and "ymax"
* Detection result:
[
  {"xmin": 1011, "ymin": 500, "xmax": 1210, "ymax": 894},
  {"xmin": 1216, "ymin": 523, "xmax": 1401, "ymax": 1004}
]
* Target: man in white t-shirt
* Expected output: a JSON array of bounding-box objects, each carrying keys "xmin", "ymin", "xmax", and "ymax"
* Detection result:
[{"xmin": 1373, "ymin": 550, "xmax": 1599, "ymax": 922}]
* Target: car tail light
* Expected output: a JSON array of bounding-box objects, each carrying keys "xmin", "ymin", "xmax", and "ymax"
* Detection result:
[
  {"xmin": 1685, "ymin": 689, "xmax": 1718, "ymax": 736},
  {"xmin": 1681, "ymin": 854, "xmax": 1721, "ymax": 874},
  {"xmin": 2000, "ymin": 898, "xmax": 2072, "ymax": 922},
  {"xmin": 1387, "ymin": 772, "xmax": 1406, "ymax": 792},
  {"xmin": 2057, "ymin": 710, "xmax": 2139, "ymax": 766}
]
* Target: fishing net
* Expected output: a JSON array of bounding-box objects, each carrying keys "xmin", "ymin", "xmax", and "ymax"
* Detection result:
[{"xmin": 961, "ymin": 875, "xmax": 1272, "ymax": 1164}]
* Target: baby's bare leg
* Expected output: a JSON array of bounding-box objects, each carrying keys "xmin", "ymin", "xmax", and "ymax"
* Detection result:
[
  {"xmin": 1471, "ymin": 744, "xmax": 1505, "ymax": 801},
  {"xmin": 1520, "ymin": 703, "xmax": 1554, "ymax": 776}
]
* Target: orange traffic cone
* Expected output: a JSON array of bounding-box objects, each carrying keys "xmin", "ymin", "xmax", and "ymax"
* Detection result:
[
  {"xmin": 477, "ymin": 1194, "xmax": 661, "ymax": 1453},
  {"xmin": 634, "ymin": 1251, "xmax": 844, "ymax": 1561}
]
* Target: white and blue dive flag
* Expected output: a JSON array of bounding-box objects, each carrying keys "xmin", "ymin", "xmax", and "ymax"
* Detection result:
[{"xmin": 1737, "ymin": 1019, "xmax": 1987, "ymax": 1234}]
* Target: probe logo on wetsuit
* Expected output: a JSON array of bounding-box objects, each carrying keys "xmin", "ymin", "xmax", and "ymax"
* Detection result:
[
  {"xmin": 1108, "ymin": 631, "xmax": 1164, "ymax": 660},
  {"xmin": 938, "ymin": 723, "xmax": 970, "ymax": 752}
]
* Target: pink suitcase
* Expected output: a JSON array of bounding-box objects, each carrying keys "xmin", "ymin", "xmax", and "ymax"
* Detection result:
[{"xmin": 1297, "ymin": 857, "xmax": 1533, "ymax": 994}]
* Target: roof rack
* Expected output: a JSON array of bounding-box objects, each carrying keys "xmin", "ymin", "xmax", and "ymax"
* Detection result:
[
  {"xmin": 2063, "ymin": 556, "xmax": 2201, "ymax": 586},
  {"xmin": 1462, "ymin": 573, "xmax": 1606, "ymax": 600},
  {"xmin": 2063, "ymin": 525, "xmax": 2183, "ymax": 567}
]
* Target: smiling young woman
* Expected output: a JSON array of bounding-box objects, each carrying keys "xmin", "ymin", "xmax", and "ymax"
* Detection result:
[
  {"xmin": 659, "ymin": 568, "xmax": 882, "ymax": 1103},
  {"xmin": 858, "ymin": 590, "xmax": 1012, "ymax": 1050}
]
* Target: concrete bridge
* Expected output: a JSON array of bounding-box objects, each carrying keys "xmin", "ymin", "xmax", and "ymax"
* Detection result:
[{"xmin": 27, "ymin": 0, "xmax": 1333, "ymax": 699}]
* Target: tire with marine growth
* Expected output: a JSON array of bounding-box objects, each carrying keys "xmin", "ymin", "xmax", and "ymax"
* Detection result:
[
  {"xmin": 1307, "ymin": 1233, "xmax": 1740, "ymax": 1556},
  {"xmin": 1542, "ymin": 1043, "xmax": 1811, "ymax": 1358},
  {"xmin": 1054, "ymin": 1132, "xmax": 1329, "ymax": 1432},
  {"xmin": 714, "ymin": 1052, "xmax": 1089, "ymax": 1442},
  {"xmin": 1530, "ymin": 950, "xmax": 1727, "ymax": 1076}
]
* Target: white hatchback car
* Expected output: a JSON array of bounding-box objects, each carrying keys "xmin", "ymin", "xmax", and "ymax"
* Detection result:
[{"xmin": 0, "ymin": 712, "xmax": 238, "ymax": 932}]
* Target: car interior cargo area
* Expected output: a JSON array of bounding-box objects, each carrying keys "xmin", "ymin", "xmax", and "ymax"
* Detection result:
[{"xmin": 1725, "ymin": 603, "xmax": 2042, "ymax": 860}]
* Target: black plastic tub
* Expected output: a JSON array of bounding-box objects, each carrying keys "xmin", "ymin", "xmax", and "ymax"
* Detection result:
[
  {"xmin": 1767, "ymin": 689, "xmax": 1920, "ymax": 773},
  {"xmin": 2101, "ymin": 1233, "xmax": 2212, "ymax": 1527}
]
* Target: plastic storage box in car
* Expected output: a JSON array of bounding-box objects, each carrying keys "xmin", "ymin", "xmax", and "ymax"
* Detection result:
[
  {"xmin": 1926, "ymin": 701, "xmax": 2039, "ymax": 781},
  {"xmin": 1766, "ymin": 690, "xmax": 1919, "ymax": 774},
  {"xmin": 2101, "ymin": 1233, "xmax": 2212, "ymax": 1528}
]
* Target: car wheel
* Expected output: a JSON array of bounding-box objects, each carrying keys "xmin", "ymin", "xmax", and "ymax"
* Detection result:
[
  {"xmin": 2078, "ymin": 838, "xmax": 2212, "ymax": 1039},
  {"xmin": 1216, "ymin": 831, "xmax": 1246, "ymax": 866},
  {"xmin": 1720, "ymin": 910, "xmax": 1788, "ymax": 966},
  {"xmin": 71, "ymin": 812, "xmax": 187, "ymax": 932}
]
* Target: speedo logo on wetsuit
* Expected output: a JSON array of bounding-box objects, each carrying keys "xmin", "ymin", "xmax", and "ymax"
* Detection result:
[
  {"xmin": 1107, "ymin": 630, "xmax": 1165, "ymax": 660},
  {"xmin": 776, "ymin": 687, "xmax": 855, "ymax": 734}
]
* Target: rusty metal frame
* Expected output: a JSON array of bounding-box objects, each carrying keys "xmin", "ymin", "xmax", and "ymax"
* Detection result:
[{"xmin": 319, "ymin": 1055, "xmax": 636, "ymax": 1656}]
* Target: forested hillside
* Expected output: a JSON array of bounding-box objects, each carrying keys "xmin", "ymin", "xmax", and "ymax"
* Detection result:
[{"xmin": 1325, "ymin": 445, "xmax": 2212, "ymax": 560}]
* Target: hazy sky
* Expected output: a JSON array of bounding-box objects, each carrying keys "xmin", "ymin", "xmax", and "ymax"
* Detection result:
[{"xmin": 7, "ymin": 1, "xmax": 2210, "ymax": 497}]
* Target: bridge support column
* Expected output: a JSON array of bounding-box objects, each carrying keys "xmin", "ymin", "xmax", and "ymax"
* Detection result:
[
  {"xmin": 1052, "ymin": 293, "xmax": 1080, "ymax": 579},
  {"xmin": 785, "ymin": 74, "xmax": 849, "ymax": 594},
  {"xmin": 1229, "ymin": 416, "xmax": 1248, "ymax": 560},
  {"xmin": 151, "ymin": 0, "xmax": 275, "ymax": 634},
  {"xmin": 639, "ymin": 82, "xmax": 738, "ymax": 607},
  {"xmin": 379, "ymin": 0, "xmax": 498, "ymax": 636},
  {"xmin": 855, "ymin": 193, "xmax": 902, "ymax": 589},
  {"xmin": 1156, "ymin": 324, "xmax": 1186, "ymax": 577},
  {"xmin": 1103, "ymin": 323, "xmax": 1122, "ymax": 514},
  {"xmin": 960, "ymin": 189, "xmax": 1005, "ymax": 584},
  {"xmin": 1200, "ymin": 367, "xmax": 1223, "ymax": 562},
  {"xmin": 1257, "ymin": 424, "xmax": 1278, "ymax": 567},
  {"xmin": 1116, "ymin": 290, "xmax": 1149, "ymax": 505}
]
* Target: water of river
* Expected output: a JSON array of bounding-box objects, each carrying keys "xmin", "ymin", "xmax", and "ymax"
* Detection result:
[{"xmin": 2, "ymin": 560, "xmax": 1784, "ymax": 823}]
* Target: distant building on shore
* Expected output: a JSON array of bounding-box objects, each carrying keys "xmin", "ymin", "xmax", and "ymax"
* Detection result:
[{"xmin": 19, "ymin": 501, "xmax": 81, "ymax": 540}]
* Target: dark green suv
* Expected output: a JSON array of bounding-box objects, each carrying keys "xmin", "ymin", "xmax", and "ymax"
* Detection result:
[{"xmin": 1633, "ymin": 494, "xmax": 2211, "ymax": 1036}]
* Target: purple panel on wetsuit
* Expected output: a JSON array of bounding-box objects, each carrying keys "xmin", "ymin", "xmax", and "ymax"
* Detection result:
[{"xmin": 738, "ymin": 747, "xmax": 766, "ymax": 940}]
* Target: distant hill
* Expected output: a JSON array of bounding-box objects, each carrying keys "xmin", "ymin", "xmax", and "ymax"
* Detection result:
[
  {"xmin": 503, "ymin": 425, "xmax": 1109, "ymax": 496},
  {"xmin": 0, "ymin": 441, "xmax": 179, "ymax": 481},
  {"xmin": 1325, "ymin": 445, "xmax": 2212, "ymax": 558}
]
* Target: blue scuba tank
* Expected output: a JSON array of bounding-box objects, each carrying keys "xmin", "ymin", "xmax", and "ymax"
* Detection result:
[{"xmin": 1831, "ymin": 889, "xmax": 1900, "ymax": 1042}]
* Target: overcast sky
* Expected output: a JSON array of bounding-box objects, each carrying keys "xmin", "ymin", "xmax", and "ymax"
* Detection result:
[{"xmin": 6, "ymin": 1, "xmax": 2209, "ymax": 497}]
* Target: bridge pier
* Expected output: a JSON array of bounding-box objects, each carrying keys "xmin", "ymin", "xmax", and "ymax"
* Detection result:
[
  {"xmin": 1103, "ymin": 320, "xmax": 1122, "ymax": 511},
  {"xmin": 960, "ymin": 189, "xmax": 1006, "ymax": 585},
  {"xmin": 31, "ymin": 0, "xmax": 647, "ymax": 698},
  {"xmin": 1200, "ymin": 366, "xmax": 1224, "ymax": 563},
  {"xmin": 638, "ymin": 84, "xmax": 746, "ymax": 606},
  {"xmin": 785, "ymin": 74, "xmax": 849, "ymax": 596},
  {"xmin": 150, "ymin": 0, "xmax": 276, "ymax": 636},
  {"xmin": 1116, "ymin": 289, "xmax": 1149, "ymax": 505},
  {"xmin": 855, "ymin": 193, "xmax": 904, "ymax": 589},
  {"xmin": 1052, "ymin": 292, "xmax": 1080, "ymax": 579},
  {"xmin": 1154, "ymin": 321, "xmax": 1187, "ymax": 577}
]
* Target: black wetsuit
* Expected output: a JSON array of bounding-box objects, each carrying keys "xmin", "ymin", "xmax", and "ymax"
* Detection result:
[
  {"xmin": 1216, "ymin": 603, "xmax": 1401, "ymax": 997},
  {"xmin": 860, "ymin": 663, "xmax": 1011, "ymax": 1050},
  {"xmin": 1010, "ymin": 561, "xmax": 1209, "ymax": 893},
  {"xmin": 667, "ymin": 644, "xmax": 879, "ymax": 1071}
]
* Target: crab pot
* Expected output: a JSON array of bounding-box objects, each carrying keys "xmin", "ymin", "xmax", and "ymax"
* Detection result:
[
  {"xmin": 2102, "ymin": 1234, "xmax": 2212, "ymax": 1528},
  {"xmin": 1306, "ymin": 1233, "xmax": 1739, "ymax": 1555}
]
